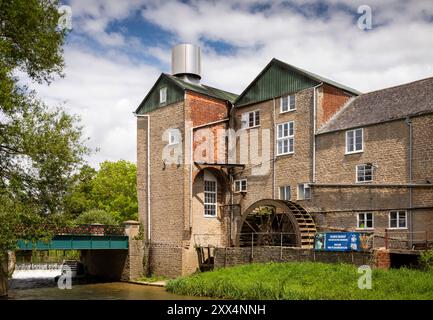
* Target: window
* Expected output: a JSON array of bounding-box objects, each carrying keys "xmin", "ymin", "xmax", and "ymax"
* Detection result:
[
  {"xmin": 297, "ymin": 183, "xmax": 311, "ymax": 200},
  {"xmin": 346, "ymin": 128, "xmax": 363, "ymax": 154},
  {"xmin": 357, "ymin": 212, "xmax": 374, "ymax": 229},
  {"xmin": 204, "ymin": 178, "xmax": 217, "ymax": 217},
  {"xmin": 168, "ymin": 129, "xmax": 180, "ymax": 145},
  {"xmin": 356, "ymin": 164, "xmax": 373, "ymax": 183},
  {"xmin": 241, "ymin": 110, "xmax": 260, "ymax": 128},
  {"xmin": 389, "ymin": 211, "xmax": 407, "ymax": 229},
  {"xmin": 279, "ymin": 185, "xmax": 291, "ymax": 201},
  {"xmin": 280, "ymin": 95, "xmax": 296, "ymax": 113},
  {"xmin": 277, "ymin": 122, "xmax": 294, "ymax": 155},
  {"xmin": 159, "ymin": 87, "xmax": 167, "ymax": 104},
  {"xmin": 234, "ymin": 179, "xmax": 247, "ymax": 193}
]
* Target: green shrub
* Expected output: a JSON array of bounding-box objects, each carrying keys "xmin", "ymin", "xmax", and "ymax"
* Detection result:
[
  {"xmin": 74, "ymin": 209, "xmax": 116, "ymax": 225},
  {"xmin": 420, "ymin": 249, "xmax": 433, "ymax": 271}
]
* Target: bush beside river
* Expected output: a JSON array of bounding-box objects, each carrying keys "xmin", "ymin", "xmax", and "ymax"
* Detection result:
[{"xmin": 166, "ymin": 262, "xmax": 433, "ymax": 300}]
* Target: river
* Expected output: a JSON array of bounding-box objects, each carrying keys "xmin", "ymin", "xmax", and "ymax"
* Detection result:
[{"xmin": 6, "ymin": 269, "xmax": 206, "ymax": 300}]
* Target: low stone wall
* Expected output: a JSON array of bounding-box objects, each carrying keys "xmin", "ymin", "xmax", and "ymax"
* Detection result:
[{"xmin": 214, "ymin": 246, "xmax": 374, "ymax": 269}]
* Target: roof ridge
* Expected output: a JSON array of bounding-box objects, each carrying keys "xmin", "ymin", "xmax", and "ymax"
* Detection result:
[
  {"xmin": 271, "ymin": 58, "xmax": 362, "ymax": 95},
  {"xmin": 359, "ymin": 76, "xmax": 433, "ymax": 96}
]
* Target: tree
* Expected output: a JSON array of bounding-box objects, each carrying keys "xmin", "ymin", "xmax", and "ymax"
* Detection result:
[
  {"xmin": 74, "ymin": 209, "xmax": 117, "ymax": 226},
  {"xmin": 0, "ymin": 0, "xmax": 89, "ymax": 254},
  {"xmin": 66, "ymin": 161, "xmax": 138, "ymax": 223},
  {"xmin": 64, "ymin": 165, "xmax": 97, "ymax": 218}
]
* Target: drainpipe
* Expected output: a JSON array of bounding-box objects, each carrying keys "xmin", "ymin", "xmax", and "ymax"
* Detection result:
[
  {"xmin": 134, "ymin": 113, "xmax": 151, "ymax": 242},
  {"xmin": 312, "ymin": 83, "xmax": 323, "ymax": 183},
  {"xmin": 405, "ymin": 116, "xmax": 413, "ymax": 244},
  {"xmin": 228, "ymin": 102, "xmax": 235, "ymax": 245},
  {"xmin": 189, "ymin": 126, "xmax": 193, "ymax": 231},
  {"xmin": 272, "ymin": 98, "xmax": 276, "ymax": 199}
]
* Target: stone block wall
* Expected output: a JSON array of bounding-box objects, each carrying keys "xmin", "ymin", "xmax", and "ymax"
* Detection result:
[{"xmin": 214, "ymin": 246, "xmax": 374, "ymax": 269}]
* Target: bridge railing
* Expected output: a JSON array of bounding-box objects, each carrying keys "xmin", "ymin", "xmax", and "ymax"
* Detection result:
[{"xmin": 15, "ymin": 224, "xmax": 125, "ymax": 236}]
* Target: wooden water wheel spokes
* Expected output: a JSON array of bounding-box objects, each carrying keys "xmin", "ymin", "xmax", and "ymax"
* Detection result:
[{"xmin": 237, "ymin": 200, "xmax": 317, "ymax": 248}]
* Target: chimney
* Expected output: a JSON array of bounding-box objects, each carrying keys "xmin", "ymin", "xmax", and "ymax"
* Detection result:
[{"xmin": 171, "ymin": 43, "xmax": 201, "ymax": 84}]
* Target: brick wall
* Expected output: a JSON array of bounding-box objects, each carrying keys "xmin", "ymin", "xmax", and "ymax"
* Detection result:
[
  {"xmin": 187, "ymin": 91, "xmax": 229, "ymax": 127},
  {"xmin": 137, "ymin": 101, "xmax": 186, "ymax": 277},
  {"xmin": 317, "ymin": 84, "xmax": 354, "ymax": 129},
  {"xmin": 137, "ymin": 90, "xmax": 231, "ymax": 277}
]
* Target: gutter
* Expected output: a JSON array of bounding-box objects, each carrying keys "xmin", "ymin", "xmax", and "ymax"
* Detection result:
[
  {"xmin": 134, "ymin": 113, "xmax": 151, "ymax": 242},
  {"xmin": 310, "ymin": 183, "xmax": 433, "ymax": 188}
]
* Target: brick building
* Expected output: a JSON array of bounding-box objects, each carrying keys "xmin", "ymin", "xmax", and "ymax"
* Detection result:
[{"xmin": 135, "ymin": 44, "xmax": 433, "ymax": 277}]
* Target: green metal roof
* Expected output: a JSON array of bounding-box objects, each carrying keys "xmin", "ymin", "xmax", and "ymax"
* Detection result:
[
  {"xmin": 135, "ymin": 73, "xmax": 238, "ymax": 114},
  {"xmin": 235, "ymin": 58, "xmax": 361, "ymax": 107},
  {"xmin": 166, "ymin": 74, "xmax": 238, "ymax": 103}
]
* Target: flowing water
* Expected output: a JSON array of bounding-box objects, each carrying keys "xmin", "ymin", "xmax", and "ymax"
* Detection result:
[{"xmin": 6, "ymin": 267, "xmax": 206, "ymax": 300}]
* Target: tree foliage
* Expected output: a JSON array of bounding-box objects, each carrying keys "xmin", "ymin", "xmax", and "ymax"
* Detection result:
[
  {"xmin": 66, "ymin": 161, "xmax": 138, "ymax": 223},
  {"xmin": 74, "ymin": 209, "xmax": 117, "ymax": 226},
  {"xmin": 0, "ymin": 0, "xmax": 89, "ymax": 254}
]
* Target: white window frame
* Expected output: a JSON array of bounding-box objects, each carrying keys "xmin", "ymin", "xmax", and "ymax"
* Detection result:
[
  {"xmin": 168, "ymin": 129, "xmax": 180, "ymax": 145},
  {"xmin": 159, "ymin": 87, "xmax": 167, "ymax": 104},
  {"xmin": 241, "ymin": 110, "xmax": 260, "ymax": 129},
  {"xmin": 279, "ymin": 185, "xmax": 291, "ymax": 201},
  {"xmin": 276, "ymin": 121, "xmax": 294, "ymax": 156},
  {"xmin": 356, "ymin": 164, "xmax": 373, "ymax": 183},
  {"xmin": 297, "ymin": 183, "xmax": 311, "ymax": 200},
  {"xmin": 204, "ymin": 172, "xmax": 217, "ymax": 218},
  {"xmin": 345, "ymin": 128, "xmax": 364, "ymax": 154},
  {"xmin": 280, "ymin": 95, "xmax": 296, "ymax": 113},
  {"xmin": 357, "ymin": 212, "xmax": 374, "ymax": 230},
  {"xmin": 234, "ymin": 179, "xmax": 247, "ymax": 193},
  {"xmin": 389, "ymin": 211, "xmax": 407, "ymax": 229}
]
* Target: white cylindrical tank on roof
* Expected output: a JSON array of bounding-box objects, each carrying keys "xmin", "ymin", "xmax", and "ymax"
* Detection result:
[{"xmin": 171, "ymin": 43, "xmax": 201, "ymax": 83}]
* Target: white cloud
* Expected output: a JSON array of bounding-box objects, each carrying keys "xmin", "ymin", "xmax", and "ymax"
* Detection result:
[
  {"xmin": 30, "ymin": 0, "xmax": 433, "ymax": 168},
  {"xmin": 32, "ymin": 45, "xmax": 160, "ymax": 168},
  {"xmin": 141, "ymin": 0, "xmax": 433, "ymax": 93}
]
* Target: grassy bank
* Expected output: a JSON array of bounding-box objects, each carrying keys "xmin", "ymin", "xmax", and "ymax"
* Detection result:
[{"xmin": 166, "ymin": 262, "xmax": 433, "ymax": 300}]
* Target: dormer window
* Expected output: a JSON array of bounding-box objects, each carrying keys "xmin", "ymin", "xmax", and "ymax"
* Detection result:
[
  {"xmin": 159, "ymin": 87, "xmax": 167, "ymax": 104},
  {"xmin": 281, "ymin": 95, "xmax": 296, "ymax": 113}
]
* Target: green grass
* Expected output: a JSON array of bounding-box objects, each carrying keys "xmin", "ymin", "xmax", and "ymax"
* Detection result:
[{"xmin": 166, "ymin": 262, "xmax": 433, "ymax": 300}]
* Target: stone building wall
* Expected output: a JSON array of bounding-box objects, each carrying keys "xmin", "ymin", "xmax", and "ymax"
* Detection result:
[{"xmin": 231, "ymin": 87, "xmax": 315, "ymax": 215}]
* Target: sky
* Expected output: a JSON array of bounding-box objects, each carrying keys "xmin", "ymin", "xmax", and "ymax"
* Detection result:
[{"xmin": 30, "ymin": 0, "xmax": 433, "ymax": 168}]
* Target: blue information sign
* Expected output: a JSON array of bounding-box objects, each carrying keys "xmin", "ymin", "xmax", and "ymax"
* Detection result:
[{"xmin": 314, "ymin": 232, "xmax": 361, "ymax": 251}]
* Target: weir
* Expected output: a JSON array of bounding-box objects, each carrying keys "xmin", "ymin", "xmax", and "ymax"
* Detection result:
[{"xmin": 1, "ymin": 221, "xmax": 145, "ymax": 297}]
